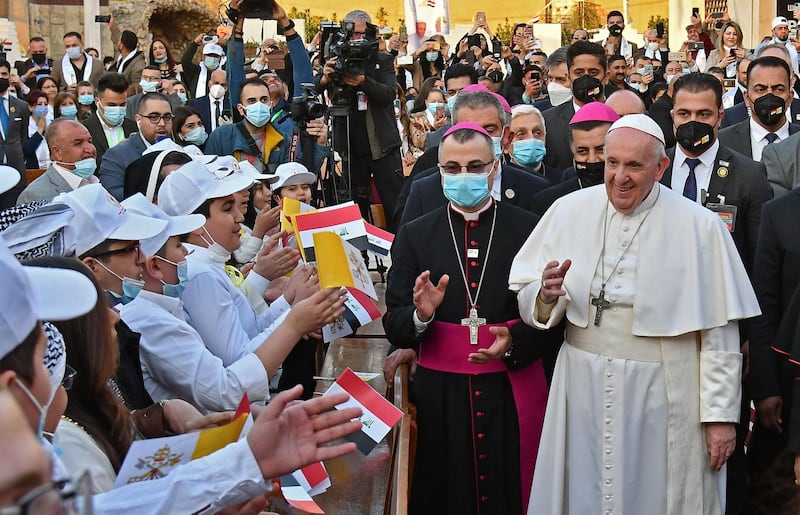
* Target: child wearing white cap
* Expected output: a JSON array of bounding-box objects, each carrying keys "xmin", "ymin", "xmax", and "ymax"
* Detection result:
[
  {"xmin": 159, "ymin": 157, "xmax": 323, "ymax": 366},
  {"xmin": 271, "ymin": 161, "xmax": 317, "ymax": 207},
  {"xmin": 119, "ymin": 194, "xmax": 345, "ymax": 412}
]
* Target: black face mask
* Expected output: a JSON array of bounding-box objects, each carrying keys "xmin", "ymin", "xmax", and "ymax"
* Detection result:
[
  {"xmin": 575, "ymin": 161, "xmax": 606, "ymax": 187},
  {"xmin": 752, "ymin": 93, "xmax": 786, "ymax": 128},
  {"xmin": 572, "ymin": 75, "xmax": 604, "ymax": 104},
  {"xmin": 608, "ymin": 24, "xmax": 623, "ymax": 36},
  {"xmin": 675, "ymin": 120, "xmax": 715, "ymax": 154},
  {"xmin": 31, "ymin": 53, "xmax": 47, "ymax": 66},
  {"xmin": 0, "ymin": 78, "xmax": 9, "ymax": 93}
]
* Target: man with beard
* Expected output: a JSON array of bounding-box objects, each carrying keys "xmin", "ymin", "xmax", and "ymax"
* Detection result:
[
  {"xmin": 603, "ymin": 55, "xmax": 634, "ymax": 97},
  {"xmin": 532, "ymin": 102, "xmax": 619, "ymax": 215},
  {"xmin": 755, "ymin": 17, "xmax": 799, "ymax": 77}
]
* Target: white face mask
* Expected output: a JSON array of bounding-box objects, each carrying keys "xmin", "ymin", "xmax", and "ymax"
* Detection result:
[
  {"xmin": 15, "ymin": 378, "xmax": 47, "ymax": 440},
  {"xmin": 200, "ymin": 227, "xmax": 232, "ymax": 263},
  {"xmin": 209, "ymin": 84, "xmax": 226, "ymax": 100},
  {"xmin": 547, "ymin": 82, "xmax": 573, "ymax": 106}
]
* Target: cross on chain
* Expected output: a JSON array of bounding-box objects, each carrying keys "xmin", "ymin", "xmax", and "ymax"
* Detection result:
[
  {"xmin": 591, "ymin": 289, "xmax": 612, "ymax": 326},
  {"xmin": 461, "ymin": 307, "xmax": 487, "ymax": 345}
]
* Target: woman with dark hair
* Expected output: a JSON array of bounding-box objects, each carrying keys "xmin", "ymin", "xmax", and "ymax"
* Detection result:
[
  {"xmin": 408, "ymin": 87, "xmax": 446, "ymax": 157},
  {"xmin": 123, "ymin": 149, "xmax": 193, "ymax": 202},
  {"xmin": 23, "ymin": 257, "xmax": 227, "ymax": 493},
  {"xmin": 411, "ymin": 38, "xmax": 446, "ymax": 91},
  {"xmin": 173, "ymin": 80, "xmax": 190, "ymax": 105},
  {"xmin": 75, "ymin": 80, "xmax": 96, "ymax": 120},
  {"xmin": 172, "ymin": 105, "xmax": 207, "ymax": 148},
  {"xmin": 149, "ymin": 38, "xmax": 181, "ymax": 81},
  {"xmin": 23, "ymin": 90, "xmax": 51, "ymax": 169},
  {"xmin": 54, "ymin": 92, "xmax": 78, "ymax": 120},
  {"xmin": 410, "ymin": 75, "xmax": 444, "ymax": 114},
  {"xmin": 36, "ymin": 76, "xmax": 58, "ymax": 121}
]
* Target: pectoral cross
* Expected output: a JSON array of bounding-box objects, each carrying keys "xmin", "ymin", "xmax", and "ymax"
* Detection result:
[
  {"xmin": 461, "ymin": 307, "xmax": 486, "ymax": 345},
  {"xmin": 591, "ymin": 289, "xmax": 611, "ymax": 326}
]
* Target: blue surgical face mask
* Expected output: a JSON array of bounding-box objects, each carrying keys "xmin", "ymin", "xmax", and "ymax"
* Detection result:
[
  {"xmin": 425, "ymin": 51, "xmax": 439, "ymax": 62},
  {"xmin": 33, "ymin": 105, "xmax": 48, "ymax": 118},
  {"xmin": 511, "ymin": 138, "xmax": 546, "ymax": 167},
  {"xmin": 446, "ymin": 93, "xmax": 457, "ymax": 114},
  {"xmin": 139, "ymin": 79, "xmax": 158, "ymax": 93},
  {"xmin": 491, "ymin": 136, "xmax": 503, "ymax": 158},
  {"xmin": 66, "ymin": 47, "xmax": 82, "ymax": 60},
  {"xmin": 102, "ymin": 104, "xmax": 126, "ymax": 127},
  {"xmin": 60, "ymin": 105, "xmax": 78, "ymax": 119},
  {"xmin": 176, "ymin": 92, "xmax": 188, "ymax": 104},
  {"xmin": 78, "ymin": 94, "xmax": 95, "ymax": 106},
  {"xmin": 96, "ymin": 260, "xmax": 144, "ymax": 304},
  {"xmin": 154, "ymin": 56, "xmax": 168, "ymax": 64},
  {"xmin": 204, "ymin": 56, "xmax": 221, "ymax": 70},
  {"xmin": 442, "ymin": 167, "xmax": 494, "ymax": 208},
  {"xmin": 244, "ymin": 102, "xmax": 271, "ymax": 127},
  {"xmin": 157, "ymin": 257, "xmax": 189, "ymax": 298},
  {"xmin": 427, "ymin": 102, "xmax": 444, "ymax": 115},
  {"xmin": 183, "ymin": 126, "xmax": 208, "ymax": 145},
  {"xmin": 57, "ymin": 157, "xmax": 96, "ymax": 179}
]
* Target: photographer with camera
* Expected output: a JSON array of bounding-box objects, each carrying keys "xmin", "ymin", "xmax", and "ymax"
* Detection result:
[
  {"xmin": 205, "ymin": 0, "xmax": 325, "ymax": 175},
  {"xmin": 315, "ymin": 10, "xmax": 404, "ymax": 230}
]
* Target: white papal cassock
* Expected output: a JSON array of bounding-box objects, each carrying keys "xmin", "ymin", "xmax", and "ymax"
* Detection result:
[{"xmin": 509, "ymin": 183, "xmax": 761, "ymax": 515}]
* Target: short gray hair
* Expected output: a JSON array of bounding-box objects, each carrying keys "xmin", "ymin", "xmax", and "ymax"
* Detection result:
[
  {"xmin": 438, "ymin": 128, "xmax": 494, "ymax": 163},
  {"xmin": 452, "ymin": 90, "xmax": 506, "ymax": 128},
  {"xmin": 510, "ymin": 104, "xmax": 546, "ymax": 136},
  {"xmin": 345, "ymin": 10, "xmax": 371, "ymax": 24}
]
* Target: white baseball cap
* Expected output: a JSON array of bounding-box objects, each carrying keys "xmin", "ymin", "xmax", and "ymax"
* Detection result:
[
  {"xmin": 53, "ymin": 184, "xmax": 168, "ymax": 256},
  {"xmin": 121, "ymin": 194, "xmax": 205, "ymax": 256},
  {"xmin": 205, "ymin": 155, "xmax": 257, "ymax": 194},
  {"xmin": 772, "ymin": 16, "xmax": 789, "ymax": 30},
  {"xmin": 272, "ymin": 162, "xmax": 317, "ymax": 189},
  {"xmin": 203, "ymin": 43, "xmax": 224, "ymax": 56},
  {"xmin": 239, "ymin": 160, "xmax": 278, "ymax": 184},
  {"xmin": 158, "ymin": 159, "xmax": 251, "ymax": 216},
  {"xmin": 0, "ymin": 236, "xmax": 98, "ymax": 359},
  {"xmin": 0, "ymin": 165, "xmax": 20, "ymax": 195}
]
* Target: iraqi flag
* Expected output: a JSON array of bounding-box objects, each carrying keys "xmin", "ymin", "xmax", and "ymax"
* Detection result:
[
  {"xmin": 322, "ymin": 287, "xmax": 382, "ymax": 342},
  {"xmin": 323, "ymin": 368, "xmax": 403, "ymax": 454},
  {"xmin": 365, "ymin": 222, "xmax": 394, "ymax": 257},
  {"xmin": 293, "ymin": 202, "xmax": 367, "ymax": 262}
]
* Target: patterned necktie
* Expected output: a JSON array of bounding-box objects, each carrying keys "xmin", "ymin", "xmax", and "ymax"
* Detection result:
[{"xmin": 683, "ymin": 158, "xmax": 700, "ymax": 202}]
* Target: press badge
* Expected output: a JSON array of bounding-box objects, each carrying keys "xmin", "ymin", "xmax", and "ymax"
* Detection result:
[
  {"xmin": 706, "ymin": 202, "xmax": 737, "ymax": 232},
  {"xmin": 357, "ymin": 92, "xmax": 368, "ymax": 111}
]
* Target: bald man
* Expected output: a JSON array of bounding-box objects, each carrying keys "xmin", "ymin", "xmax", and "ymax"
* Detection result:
[{"xmin": 605, "ymin": 89, "xmax": 645, "ymax": 116}]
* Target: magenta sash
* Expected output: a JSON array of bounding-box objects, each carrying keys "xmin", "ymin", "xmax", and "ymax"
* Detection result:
[{"xmin": 418, "ymin": 319, "xmax": 547, "ymax": 510}]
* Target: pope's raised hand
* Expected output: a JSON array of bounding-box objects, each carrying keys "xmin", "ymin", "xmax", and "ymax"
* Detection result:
[
  {"xmin": 413, "ymin": 270, "xmax": 449, "ymax": 322},
  {"xmin": 539, "ymin": 259, "xmax": 571, "ymax": 304}
]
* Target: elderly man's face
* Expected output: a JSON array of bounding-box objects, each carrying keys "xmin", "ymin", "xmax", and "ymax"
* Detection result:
[
  {"xmin": 604, "ymin": 127, "xmax": 667, "ymax": 214},
  {"xmin": 510, "ymin": 112, "xmax": 544, "ymax": 142}
]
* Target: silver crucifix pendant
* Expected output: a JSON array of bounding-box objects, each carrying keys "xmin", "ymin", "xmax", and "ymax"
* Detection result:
[
  {"xmin": 461, "ymin": 307, "xmax": 487, "ymax": 345},
  {"xmin": 591, "ymin": 289, "xmax": 612, "ymax": 326}
]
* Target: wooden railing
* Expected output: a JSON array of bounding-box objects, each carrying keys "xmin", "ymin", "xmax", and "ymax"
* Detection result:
[{"xmin": 383, "ymin": 364, "xmax": 417, "ymax": 515}]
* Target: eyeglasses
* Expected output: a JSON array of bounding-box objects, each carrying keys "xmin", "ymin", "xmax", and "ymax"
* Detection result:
[
  {"xmin": 90, "ymin": 243, "xmax": 141, "ymax": 260},
  {"xmin": 0, "ymin": 472, "xmax": 92, "ymax": 515},
  {"xmin": 438, "ymin": 159, "xmax": 495, "ymax": 175},
  {"xmin": 141, "ymin": 113, "xmax": 174, "ymax": 124},
  {"xmin": 61, "ymin": 365, "xmax": 77, "ymax": 391}
]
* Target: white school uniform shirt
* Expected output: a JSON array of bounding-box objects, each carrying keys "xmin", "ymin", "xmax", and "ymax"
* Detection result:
[
  {"xmin": 181, "ymin": 243, "xmax": 290, "ymax": 365},
  {"xmin": 120, "ymin": 289, "xmax": 271, "ymax": 413}
]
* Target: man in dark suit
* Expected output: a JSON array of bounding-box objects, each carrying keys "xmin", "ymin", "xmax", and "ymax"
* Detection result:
[
  {"xmin": 543, "ymin": 41, "xmax": 608, "ymax": 174},
  {"xmin": 126, "ymin": 66, "xmax": 182, "ymax": 122},
  {"xmin": 100, "ymin": 93, "xmax": 173, "ymax": 200},
  {"xmin": 50, "ymin": 32, "xmax": 105, "ymax": 91},
  {"xmin": 664, "ymin": 72, "xmax": 772, "ymax": 270},
  {"xmin": 398, "ymin": 89, "xmax": 550, "ymax": 227},
  {"xmin": 531, "ymin": 102, "xmax": 619, "ymax": 215},
  {"xmin": 114, "ymin": 30, "xmax": 146, "ymax": 88},
  {"xmin": 664, "ymin": 72, "xmax": 773, "ymax": 514},
  {"xmin": 14, "ymin": 37, "xmax": 53, "ymax": 96},
  {"xmin": 748, "ymin": 187, "xmax": 800, "ymax": 496},
  {"xmin": 82, "ymin": 72, "xmax": 137, "ymax": 168},
  {"xmin": 0, "ymin": 59, "xmax": 30, "ymax": 208},
  {"xmin": 719, "ymin": 57, "xmax": 800, "ymax": 160},
  {"xmin": 188, "ymin": 69, "xmax": 230, "ymax": 135}
]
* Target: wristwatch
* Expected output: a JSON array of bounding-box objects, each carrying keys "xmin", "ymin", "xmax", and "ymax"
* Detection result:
[{"xmin": 278, "ymin": 19, "xmax": 295, "ymax": 35}]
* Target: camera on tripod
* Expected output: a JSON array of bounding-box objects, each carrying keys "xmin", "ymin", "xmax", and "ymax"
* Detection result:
[
  {"xmin": 324, "ymin": 20, "xmax": 378, "ymax": 80},
  {"xmin": 290, "ymin": 83, "xmax": 327, "ymax": 125}
]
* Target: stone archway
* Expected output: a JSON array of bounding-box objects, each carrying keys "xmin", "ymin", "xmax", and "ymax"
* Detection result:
[{"xmin": 111, "ymin": 0, "xmax": 219, "ymax": 61}]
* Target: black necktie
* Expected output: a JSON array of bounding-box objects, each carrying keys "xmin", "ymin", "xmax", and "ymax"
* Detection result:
[
  {"xmin": 683, "ymin": 158, "xmax": 700, "ymax": 202},
  {"xmin": 214, "ymin": 100, "xmax": 221, "ymax": 127},
  {"xmin": 765, "ymin": 133, "xmax": 779, "ymax": 144}
]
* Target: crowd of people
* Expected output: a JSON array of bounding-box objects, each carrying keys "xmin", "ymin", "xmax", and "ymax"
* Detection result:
[{"xmin": 1, "ymin": 1, "xmax": 800, "ymax": 514}]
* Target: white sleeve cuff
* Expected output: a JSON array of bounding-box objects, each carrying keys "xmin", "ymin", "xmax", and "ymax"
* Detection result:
[
  {"xmin": 412, "ymin": 309, "xmax": 433, "ymax": 336},
  {"xmin": 699, "ymin": 350, "xmax": 742, "ymax": 423},
  {"xmin": 244, "ymin": 271, "xmax": 270, "ymax": 297}
]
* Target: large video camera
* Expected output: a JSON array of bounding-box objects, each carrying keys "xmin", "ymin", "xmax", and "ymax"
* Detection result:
[
  {"xmin": 324, "ymin": 20, "xmax": 378, "ymax": 81},
  {"xmin": 290, "ymin": 83, "xmax": 327, "ymax": 126}
]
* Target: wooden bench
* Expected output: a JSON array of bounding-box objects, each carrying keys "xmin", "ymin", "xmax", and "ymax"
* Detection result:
[
  {"xmin": 25, "ymin": 168, "xmax": 45, "ymax": 184},
  {"xmin": 384, "ymin": 364, "xmax": 417, "ymax": 515}
]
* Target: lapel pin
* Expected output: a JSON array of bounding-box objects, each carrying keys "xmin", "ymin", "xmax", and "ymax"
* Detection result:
[
  {"xmin": 9, "ymin": 106, "xmax": 14, "ymax": 113},
  {"xmin": 717, "ymin": 166, "xmax": 728, "ymax": 178},
  {"xmin": 504, "ymin": 188, "xmax": 515, "ymax": 199}
]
